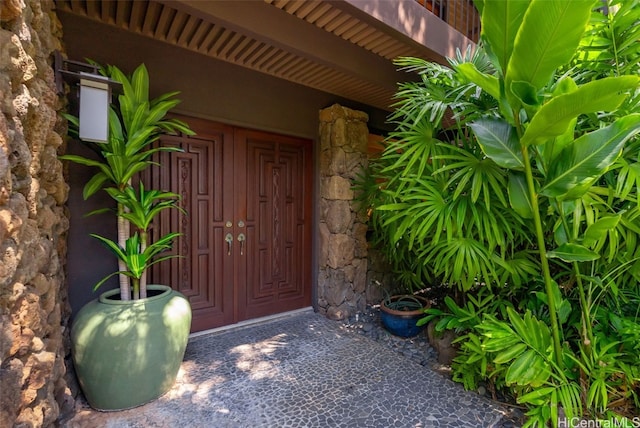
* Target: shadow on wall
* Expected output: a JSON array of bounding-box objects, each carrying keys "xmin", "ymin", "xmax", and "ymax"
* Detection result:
[{"xmin": 65, "ymin": 141, "xmax": 119, "ymax": 315}]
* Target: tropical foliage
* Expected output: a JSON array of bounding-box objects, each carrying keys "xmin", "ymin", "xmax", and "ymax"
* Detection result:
[
  {"xmin": 62, "ymin": 63, "xmax": 193, "ymax": 300},
  {"xmin": 361, "ymin": 0, "xmax": 640, "ymax": 424}
]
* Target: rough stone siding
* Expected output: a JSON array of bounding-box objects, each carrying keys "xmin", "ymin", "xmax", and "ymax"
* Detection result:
[
  {"xmin": 365, "ymin": 247, "xmax": 393, "ymax": 305},
  {"xmin": 317, "ymin": 105, "xmax": 369, "ymax": 320},
  {"xmin": 0, "ymin": 1, "xmax": 72, "ymax": 427}
]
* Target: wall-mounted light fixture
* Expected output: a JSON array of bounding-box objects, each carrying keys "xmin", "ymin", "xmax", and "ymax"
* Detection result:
[{"xmin": 54, "ymin": 51, "xmax": 121, "ymax": 143}]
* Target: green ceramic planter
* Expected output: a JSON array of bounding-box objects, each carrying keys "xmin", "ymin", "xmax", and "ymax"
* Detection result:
[{"xmin": 71, "ymin": 285, "xmax": 192, "ymax": 411}]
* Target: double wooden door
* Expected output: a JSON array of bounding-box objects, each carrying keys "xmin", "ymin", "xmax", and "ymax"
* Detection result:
[{"xmin": 148, "ymin": 117, "xmax": 313, "ymax": 332}]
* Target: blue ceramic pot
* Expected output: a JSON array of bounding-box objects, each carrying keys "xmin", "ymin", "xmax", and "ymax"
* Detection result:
[{"xmin": 380, "ymin": 295, "xmax": 429, "ymax": 338}]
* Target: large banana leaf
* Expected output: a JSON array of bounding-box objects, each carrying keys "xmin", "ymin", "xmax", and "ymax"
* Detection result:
[
  {"xmin": 541, "ymin": 114, "xmax": 640, "ymax": 199},
  {"xmin": 456, "ymin": 63, "xmax": 500, "ymax": 100},
  {"xmin": 480, "ymin": 0, "xmax": 531, "ymax": 74},
  {"xmin": 506, "ymin": 0, "xmax": 593, "ymax": 94},
  {"xmin": 521, "ymin": 76, "xmax": 639, "ymax": 146},
  {"xmin": 469, "ymin": 118, "xmax": 524, "ymax": 170},
  {"xmin": 507, "ymin": 172, "xmax": 533, "ymax": 218}
]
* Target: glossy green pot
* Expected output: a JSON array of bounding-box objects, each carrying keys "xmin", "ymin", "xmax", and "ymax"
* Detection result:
[{"xmin": 71, "ymin": 285, "xmax": 192, "ymax": 411}]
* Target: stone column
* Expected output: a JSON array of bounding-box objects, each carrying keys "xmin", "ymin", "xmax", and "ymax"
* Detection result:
[
  {"xmin": 0, "ymin": 1, "xmax": 72, "ymax": 426},
  {"xmin": 317, "ymin": 104, "xmax": 369, "ymax": 320}
]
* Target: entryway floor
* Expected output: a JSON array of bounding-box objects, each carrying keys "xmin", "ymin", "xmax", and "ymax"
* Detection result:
[{"xmin": 61, "ymin": 310, "xmax": 512, "ymax": 427}]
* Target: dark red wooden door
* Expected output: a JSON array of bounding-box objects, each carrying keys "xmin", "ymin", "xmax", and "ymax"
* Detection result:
[
  {"xmin": 235, "ymin": 129, "xmax": 313, "ymax": 320},
  {"xmin": 150, "ymin": 118, "xmax": 312, "ymax": 332}
]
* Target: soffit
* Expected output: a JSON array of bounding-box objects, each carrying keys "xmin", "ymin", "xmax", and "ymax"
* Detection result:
[{"xmin": 55, "ymin": 0, "xmax": 469, "ymax": 111}]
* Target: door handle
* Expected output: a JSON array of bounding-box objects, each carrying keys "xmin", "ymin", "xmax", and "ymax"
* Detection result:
[
  {"xmin": 237, "ymin": 233, "xmax": 246, "ymax": 256},
  {"xmin": 225, "ymin": 233, "xmax": 233, "ymax": 255}
]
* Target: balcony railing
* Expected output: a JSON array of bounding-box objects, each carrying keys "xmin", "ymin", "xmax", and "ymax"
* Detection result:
[{"xmin": 416, "ymin": 0, "xmax": 481, "ymax": 43}]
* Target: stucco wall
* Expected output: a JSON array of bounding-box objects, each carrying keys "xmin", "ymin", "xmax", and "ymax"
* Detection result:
[
  {"xmin": 56, "ymin": 11, "xmax": 394, "ymax": 317},
  {"xmin": 0, "ymin": 0, "xmax": 72, "ymax": 426}
]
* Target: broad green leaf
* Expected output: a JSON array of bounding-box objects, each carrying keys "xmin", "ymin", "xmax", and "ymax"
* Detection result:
[
  {"xmin": 493, "ymin": 342, "xmax": 527, "ymax": 364},
  {"xmin": 553, "ymin": 219, "xmax": 568, "ymax": 246},
  {"xmin": 541, "ymin": 114, "xmax": 640, "ymax": 199},
  {"xmin": 547, "ymin": 243, "xmax": 600, "ymax": 262},
  {"xmin": 128, "ymin": 102, "xmax": 151, "ymax": 139},
  {"xmin": 542, "ymin": 119, "xmax": 576, "ymax": 169},
  {"xmin": 557, "ymin": 298, "xmax": 572, "ymax": 325},
  {"xmin": 552, "ymin": 75, "xmax": 578, "ymax": 96},
  {"xmin": 58, "ymin": 154, "xmax": 104, "ymax": 168},
  {"xmin": 507, "ymin": 172, "xmax": 532, "ymax": 218},
  {"xmin": 506, "ymin": 307, "xmax": 529, "ymax": 343},
  {"xmin": 505, "ymin": 349, "xmax": 550, "ymax": 386},
  {"xmin": 506, "ymin": 0, "xmax": 593, "ymax": 92},
  {"xmin": 131, "ymin": 63, "xmax": 149, "ymax": 105},
  {"xmin": 521, "ymin": 76, "xmax": 640, "ymax": 146},
  {"xmin": 518, "ymin": 387, "xmax": 556, "ymax": 405},
  {"xmin": 145, "ymin": 99, "xmax": 181, "ymax": 128},
  {"xmin": 483, "ymin": 334, "xmax": 522, "ymax": 351},
  {"xmin": 510, "ymin": 80, "xmax": 540, "ymax": 107},
  {"xmin": 83, "ymin": 174, "xmax": 109, "ymax": 200},
  {"xmin": 469, "ymin": 118, "xmax": 524, "ymax": 169},
  {"xmin": 91, "ymin": 234, "xmax": 126, "ymax": 260},
  {"xmin": 481, "ymin": 0, "xmax": 531, "ymax": 74},
  {"xmin": 456, "ymin": 62, "xmax": 501, "ymax": 100},
  {"xmin": 583, "ymin": 215, "xmax": 621, "ymax": 246}
]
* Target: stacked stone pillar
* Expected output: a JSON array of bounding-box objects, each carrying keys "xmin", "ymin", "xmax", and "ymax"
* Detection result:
[
  {"xmin": 1, "ymin": 1, "xmax": 73, "ymax": 426},
  {"xmin": 318, "ymin": 105, "xmax": 369, "ymax": 320}
]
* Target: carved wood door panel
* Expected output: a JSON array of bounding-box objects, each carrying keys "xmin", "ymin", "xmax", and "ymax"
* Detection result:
[
  {"xmin": 235, "ymin": 129, "xmax": 313, "ymax": 321},
  {"xmin": 149, "ymin": 119, "xmax": 235, "ymax": 332},
  {"xmin": 149, "ymin": 118, "xmax": 312, "ymax": 332}
]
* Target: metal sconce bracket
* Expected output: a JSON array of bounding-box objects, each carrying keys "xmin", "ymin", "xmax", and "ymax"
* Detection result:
[
  {"xmin": 54, "ymin": 51, "xmax": 122, "ymax": 143},
  {"xmin": 53, "ymin": 50, "xmax": 122, "ymax": 95}
]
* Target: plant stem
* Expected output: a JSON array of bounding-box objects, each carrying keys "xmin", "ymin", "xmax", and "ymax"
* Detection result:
[
  {"xmin": 117, "ymin": 203, "xmax": 131, "ymax": 301},
  {"xmin": 521, "ymin": 144, "xmax": 564, "ymax": 366},
  {"xmin": 132, "ymin": 277, "xmax": 140, "ymax": 300},
  {"xmin": 572, "ymin": 261, "xmax": 593, "ymax": 351},
  {"xmin": 555, "ymin": 201, "xmax": 594, "ymax": 352},
  {"xmin": 140, "ymin": 230, "xmax": 148, "ymax": 299}
]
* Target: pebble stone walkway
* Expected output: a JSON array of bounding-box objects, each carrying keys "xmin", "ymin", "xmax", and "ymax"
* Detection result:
[{"xmin": 61, "ymin": 309, "xmax": 512, "ymax": 428}]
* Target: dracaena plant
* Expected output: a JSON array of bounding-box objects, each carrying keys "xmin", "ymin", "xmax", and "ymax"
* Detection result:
[
  {"xmin": 90, "ymin": 231, "xmax": 180, "ymax": 294},
  {"xmin": 62, "ymin": 63, "xmax": 194, "ymax": 300}
]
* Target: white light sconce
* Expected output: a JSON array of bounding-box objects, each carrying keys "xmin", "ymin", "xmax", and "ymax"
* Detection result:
[
  {"xmin": 78, "ymin": 74, "xmax": 110, "ymax": 143},
  {"xmin": 54, "ymin": 51, "xmax": 121, "ymax": 143}
]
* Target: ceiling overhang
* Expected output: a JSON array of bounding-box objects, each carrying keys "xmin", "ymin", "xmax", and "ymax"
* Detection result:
[{"xmin": 54, "ymin": 0, "xmax": 475, "ymax": 111}]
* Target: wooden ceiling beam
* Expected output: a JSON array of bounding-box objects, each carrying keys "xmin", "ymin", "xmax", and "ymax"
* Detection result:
[{"xmin": 160, "ymin": 0, "xmax": 400, "ymax": 95}]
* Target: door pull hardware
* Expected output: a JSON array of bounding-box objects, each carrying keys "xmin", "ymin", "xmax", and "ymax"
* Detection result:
[
  {"xmin": 237, "ymin": 233, "xmax": 246, "ymax": 256},
  {"xmin": 225, "ymin": 233, "xmax": 233, "ymax": 255}
]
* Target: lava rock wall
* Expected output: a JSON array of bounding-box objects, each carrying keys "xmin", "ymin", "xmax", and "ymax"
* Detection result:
[{"xmin": 0, "ymin": 1, "xmax": 72, "ymax": 426}]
